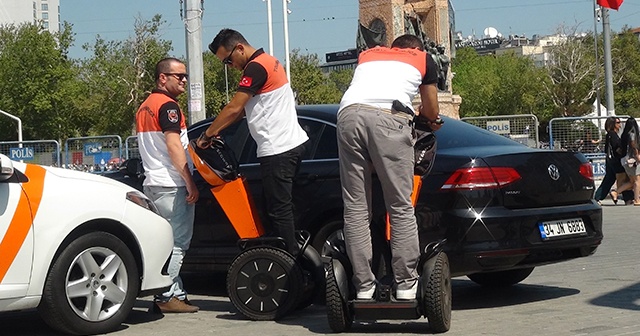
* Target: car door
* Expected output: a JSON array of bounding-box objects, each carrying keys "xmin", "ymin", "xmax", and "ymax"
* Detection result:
[{"xmin": 0, "ymin": 157, "xmax": 36, "ymax": 300}]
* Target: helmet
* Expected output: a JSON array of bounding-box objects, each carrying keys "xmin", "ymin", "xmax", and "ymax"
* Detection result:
[{"xmin": 187, "ymin": 139, "xmax": 239, "ymax": 186}]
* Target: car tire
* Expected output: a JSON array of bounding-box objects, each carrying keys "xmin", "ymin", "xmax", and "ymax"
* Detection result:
[
  {"xmin": 312, "ymin": 219, "xmax": 345, "ymax": 258},
  {"xmin": 38, "ymin": 232, "xmax": 139, "ymax": 335},
  {"xmin": 467, "ymin": 267, "xmax": 535, "ymax": 287},
  {"xmin": 226, "ymin": 247, "xmax": 303, "ymax": 320}
]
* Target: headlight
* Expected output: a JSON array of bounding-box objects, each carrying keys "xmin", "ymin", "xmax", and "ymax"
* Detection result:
[{"xmin": 126, "ymin": 191, "xmax": 160, "ymax": 215}]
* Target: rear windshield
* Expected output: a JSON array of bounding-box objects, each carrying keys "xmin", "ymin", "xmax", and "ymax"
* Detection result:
[{"xmin": 436, "ymin": 118, "xmax": 526, "ymax": 150}]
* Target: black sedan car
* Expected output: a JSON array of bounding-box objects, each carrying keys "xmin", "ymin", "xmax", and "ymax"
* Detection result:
[{"xmin": 117, "ymin": 104, "xmax": 602, "ymax": 286}]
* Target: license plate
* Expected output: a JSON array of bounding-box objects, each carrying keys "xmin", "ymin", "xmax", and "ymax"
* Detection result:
[{"xmin": 539, "ymin": 218, "xmax": 587, "ymax": 240}]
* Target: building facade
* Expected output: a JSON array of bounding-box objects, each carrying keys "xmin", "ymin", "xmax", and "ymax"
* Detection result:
[{"xmin": 0, "ymin": 0, "xmax": 59, "ymax": 33}]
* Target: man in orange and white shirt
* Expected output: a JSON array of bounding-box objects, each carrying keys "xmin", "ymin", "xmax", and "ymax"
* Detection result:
[
  {"xmin": 136, "ymin": 57, "xmax": 199, "ymax": 313},
  {"xmin": 197, "ymin": 29, "xmax": 308, "ymax": 256},
  {"xmin": 337, "ymin": 34, "xmax": 442, "ymax": 301}
]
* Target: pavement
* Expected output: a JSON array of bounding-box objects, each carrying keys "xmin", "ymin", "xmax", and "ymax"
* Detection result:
[{"xmin": 2, "ymin": 200, "xmax": 639, "ymax": 336}]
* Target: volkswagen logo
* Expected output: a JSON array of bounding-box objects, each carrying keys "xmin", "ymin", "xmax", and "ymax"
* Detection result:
[{"xmin": 548, "ymin": 164, "xmax": 560, "ymax": 181}]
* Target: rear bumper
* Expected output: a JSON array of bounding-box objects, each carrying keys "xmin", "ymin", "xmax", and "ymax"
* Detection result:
[{"xmin": 438, "ymin": 202, "xmax": 602, "ymax": 277}]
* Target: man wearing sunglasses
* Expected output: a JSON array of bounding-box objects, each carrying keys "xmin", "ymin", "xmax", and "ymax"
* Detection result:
[
  {"xmin": 198, "ymin": 29, "xmax": 308, "ymax": 256},
  {"xmin": 136, "ymin": 57, "xmax": 200, "ymax": 313}
]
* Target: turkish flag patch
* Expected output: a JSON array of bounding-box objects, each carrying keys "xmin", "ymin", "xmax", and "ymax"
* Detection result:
[{"xmin": 239, "ymin": 76, "xmax": 253, "ymax": 87}]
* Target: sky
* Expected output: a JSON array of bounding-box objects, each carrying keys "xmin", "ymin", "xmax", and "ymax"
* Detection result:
[{"xmin": 59, "ymin": 0, "xmax": 640, "ymax": 63}]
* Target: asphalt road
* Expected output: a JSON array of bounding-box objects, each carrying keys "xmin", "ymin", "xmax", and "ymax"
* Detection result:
[{"xmin": 2, "ymin": 200, "xmax": 639, "ymax": 336}]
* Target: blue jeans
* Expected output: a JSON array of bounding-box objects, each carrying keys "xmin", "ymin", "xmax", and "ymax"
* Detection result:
[
  {"xmin": 259, "ymin": 144, "xmax": 305, "ymax": 255},
  {"xmin": 144, "ymin": 186, "xmax": 195, "ymax": 302}
]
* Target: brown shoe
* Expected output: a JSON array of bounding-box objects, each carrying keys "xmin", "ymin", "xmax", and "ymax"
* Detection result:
[{"xmin": 154, "ymin": 297, "xmax": 199, "ymax": 313}]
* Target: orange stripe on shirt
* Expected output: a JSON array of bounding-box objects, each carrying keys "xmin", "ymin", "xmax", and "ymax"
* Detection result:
[
  {"xmin": 0, "ymin": 164, "xmax": 46, "ymax": 283},
  {"xmin": 358, "ymin": 47, "xmax": 427, "ymax": 78}
]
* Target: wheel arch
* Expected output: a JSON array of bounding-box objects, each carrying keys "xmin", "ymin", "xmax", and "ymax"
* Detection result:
[{"xmin": 45, "ymin": 219, "xmax": 143, "ymax": 292}]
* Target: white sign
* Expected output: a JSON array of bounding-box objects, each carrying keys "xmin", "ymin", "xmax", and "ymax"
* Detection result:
[{"xmin": 486, "ymin": 120, "xmax": 510, "ymax": 134}]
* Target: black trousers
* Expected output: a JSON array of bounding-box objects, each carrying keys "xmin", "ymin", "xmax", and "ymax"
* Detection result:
[{"xmin": 259, "ymin": 143, "xmax": 305, "ymax": 255}]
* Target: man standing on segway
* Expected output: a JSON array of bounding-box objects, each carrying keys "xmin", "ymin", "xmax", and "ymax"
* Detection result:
[
  {"xmin": 197, "ymin": 29, "xmax": 308, "ymax": 256},
  {"xmin": 337, "ymin": 34, "xmax": 442, "ymax": 301}
]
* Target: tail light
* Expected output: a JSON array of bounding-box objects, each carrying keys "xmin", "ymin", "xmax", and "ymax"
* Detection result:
[
  {"xmin": 441, "ymin": 167, "xmax": 521, "ymax": 190},
  {"xmin": 579, "ymin": 162, "xmax": 594, "ymax": 181}
]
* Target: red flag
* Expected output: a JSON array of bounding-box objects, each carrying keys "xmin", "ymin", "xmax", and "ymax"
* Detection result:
[{"xmin": 597, "ymin": 0, "xmax": 623, "ymax": 10}]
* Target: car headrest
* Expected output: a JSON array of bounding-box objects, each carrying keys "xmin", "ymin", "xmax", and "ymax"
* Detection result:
[{"xmin": 188, "ymin": 139, "xmax": 240, "ymax": 186}]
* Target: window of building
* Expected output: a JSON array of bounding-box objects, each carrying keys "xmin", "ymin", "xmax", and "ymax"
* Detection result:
[
  {"xmin": 43, "ymin": 21, "xmax": 49, "ymax": 29},
  {"xmin": 42, "ymin": 12, "xmax": 49, "ymax": 20},
  {"xmin": 42, "ymin": 3, "xmax": 49, "ymax": 11}
]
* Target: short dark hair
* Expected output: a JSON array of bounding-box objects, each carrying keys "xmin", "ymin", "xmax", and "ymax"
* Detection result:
[
  {"xmin": 154, "ymin": 57, "xmax": 183, "ymax": 81},
  {"xmin": 209, "ymin": 28, "xmax": 249, "ymax": 54},
  {"xmin": 391, "ymin": 34, "xmax": 424, "ymax": 50}
]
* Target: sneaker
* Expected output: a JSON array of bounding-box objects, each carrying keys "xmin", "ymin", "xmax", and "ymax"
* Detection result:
[
  {"xmin": 396, "ymin": 281, "xmax": 418, "ymax": 300},
  {"xmin": 154, "ymin": 297, "xmax": 199, "ymax": 313},
  {"xmin": 356, "ymin": 285, "xmax": 376, "ymax": 300}
]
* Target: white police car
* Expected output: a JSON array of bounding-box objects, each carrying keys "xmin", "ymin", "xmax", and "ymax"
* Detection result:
[{"xmin": 0, "ymin": 153, "xmax": 173, "ymax": 335}]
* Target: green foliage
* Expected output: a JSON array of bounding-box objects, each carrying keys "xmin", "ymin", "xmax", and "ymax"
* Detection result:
[
  {"xmin": 77, "ymin": 15, "xmax": 173, "ymax": 137},
  {"xmin": 290, "ymin": 49, "xmax": 344, "ymax": 104},
  {"xmin": 612, "ymin": 29, "xmax": 640, "ymax": 118},
  {"xmin": 452, "ymin": 47, "xmax": 551, "ymax": 120},
  {"xmin": 0, "ymin": 22, "xmax": 81, "ymax": 141}
]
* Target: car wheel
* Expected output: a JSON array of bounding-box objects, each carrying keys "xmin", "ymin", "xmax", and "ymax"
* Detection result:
[
  {"xmin": 226, "ymin": 247, "xmax": 303, "ymax": 320},
  {"xmin": 467, "ymin": 267, "xmax": 535, "ymax": 287},
  {"xmin": 312, "ymin": 219, "xmax": 345, "ymax": 258},
  {"xmin": 38, "ymin": 232, "xmax": 139, "ymax": 335}
]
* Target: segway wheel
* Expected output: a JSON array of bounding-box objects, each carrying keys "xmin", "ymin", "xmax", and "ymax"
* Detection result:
[
  {"xmin": 422, "ymin": 251, "xmax": 452, "ymax": 333},
  {"xmin": 326, "ymin": 261, "xmax": 352, "ymax": 332},
  {"xmin": 226, "ymin": 247, "xmax": 303, "ymax": 320}
]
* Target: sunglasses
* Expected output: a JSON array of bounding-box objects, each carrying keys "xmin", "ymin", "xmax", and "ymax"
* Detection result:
[
  {"xmin": 223, "ymin": 45, "xmax": 238, "ymax": 65},
  {"xmin": 616, "ymin": 121, "xmax": 621, "ymax": 124},
  {"xmin": 164, "ymin": 73, "xmax": 189, "ymax": 81}
]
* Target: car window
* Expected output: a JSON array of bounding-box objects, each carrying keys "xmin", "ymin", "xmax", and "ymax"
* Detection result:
[
  {"xmin": 436, "ymin": 118, "xmax": 524, "ymax": 150},
  {"xmin": 299, "ymin": 118, "xmax": 337, "ymax": 160}
]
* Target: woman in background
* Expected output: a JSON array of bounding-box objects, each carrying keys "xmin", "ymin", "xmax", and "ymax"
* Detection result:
[
  {"xmin": 594, "ymin": 117, "xmax": 632, "ymax": 204},
  {"xmin": 619, "ymin": 118, "xmax": 640, "ymax": 205}
]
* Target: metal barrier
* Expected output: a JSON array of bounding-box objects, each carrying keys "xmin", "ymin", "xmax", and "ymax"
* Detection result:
[
  {"xmin": 125, "ymin": 135, "xmax": 140, "ymax": 160},
  {"xmin": 0, "ymin": 140, "xmax": 61, "ymax": 166},
  {"xmin": 548, "ymin": 115, "xmax": 634, "ymax": 180},
  {"xmin": 64, "ymin": 135, "xmax": 123, "ymax": 171},
  {"xmin": 461, "ymin": 114, "xmax": 540, "ymax": 148}
]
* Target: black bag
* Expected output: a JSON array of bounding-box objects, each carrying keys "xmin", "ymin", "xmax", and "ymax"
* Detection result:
[{"xmin": 413, "ymin": 117, "xmax": 437, "ymax": 176}]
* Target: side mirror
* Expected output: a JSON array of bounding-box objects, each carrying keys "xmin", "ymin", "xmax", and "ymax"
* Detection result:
[{"xmin": 0, "ymin": 154, "xmax": 15, "ymax": 182}]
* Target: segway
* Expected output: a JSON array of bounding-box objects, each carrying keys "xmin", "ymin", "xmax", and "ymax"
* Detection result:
[
  {"xmin": 188, "ymin": 138, "xmax": 324, "ymax": 321},
  {"xmin": 325, "ymin": 117, "xmax": 452, "ymax": 333}
]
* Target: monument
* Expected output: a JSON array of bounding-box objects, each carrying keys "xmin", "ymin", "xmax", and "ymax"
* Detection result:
[{"xmin": 358, "ymin": 0, "xmax": 461, "ymax": 119}]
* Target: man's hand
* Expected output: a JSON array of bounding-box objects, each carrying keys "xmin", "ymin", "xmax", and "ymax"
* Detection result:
[
  {"xmin": 196, "ymin": 131, "xmax": 214, "ymax": 149},
  {"xmin": 185, "ymin": 179, "xmax": 199, "ymax": 204}
]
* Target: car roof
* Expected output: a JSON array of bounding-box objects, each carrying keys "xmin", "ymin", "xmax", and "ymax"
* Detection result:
[{"xmin": 189, "ymin": 104, "xmax": 340, "ymax": 131}]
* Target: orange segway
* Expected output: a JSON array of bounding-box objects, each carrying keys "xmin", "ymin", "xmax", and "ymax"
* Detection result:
[{"xmin": 188, "ymin": 138, "xmax": 324, "ymax": 320}]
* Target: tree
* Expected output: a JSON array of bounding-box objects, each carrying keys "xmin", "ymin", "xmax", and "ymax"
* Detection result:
[
  {"xmin": 451, "ymin": 47, "xmax": 550, "ymax": 119},
  {"xmin": 289, "ymin": 49, "xmax": 344, "ymax": 104},
  {"xmin": 611, "ymin": 28, "xmax": 640, "ymax": 117},
  {"xmin": 0, "ymin": 22, "xmax": 82, "ymax": 141},
  {"xmin": 77, "ymin": 15, "xmax": 173, "ymax": 137}
]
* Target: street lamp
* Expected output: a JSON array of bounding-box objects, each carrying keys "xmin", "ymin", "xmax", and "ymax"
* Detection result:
[
  {"xmin": 283, "ymin": 0, "xmax": 291, "ymax": 82},
  {"xmin": 263, "ymin": 0, "xmax": 274, "ymax": 55}
]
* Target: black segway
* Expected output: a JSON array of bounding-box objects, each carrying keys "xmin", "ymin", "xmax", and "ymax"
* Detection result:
[
  {"xmin": 325, "ymin": 116, "xmax": 452, "ymax": 332},
  {"xmin": 188, "ymin": 139, "xmax": 324, "ymax": 320}
]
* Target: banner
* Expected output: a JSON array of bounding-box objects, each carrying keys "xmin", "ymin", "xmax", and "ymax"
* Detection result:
[{"xmin": 597, "ymin": 0, "xmax": 623, "ymax": 10}]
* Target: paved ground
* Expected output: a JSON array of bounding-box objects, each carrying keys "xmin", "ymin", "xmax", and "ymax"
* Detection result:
[{"xmin": 2, "ymin": 200, "xmax": 639, "ymax": 336}]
